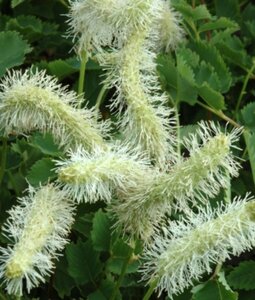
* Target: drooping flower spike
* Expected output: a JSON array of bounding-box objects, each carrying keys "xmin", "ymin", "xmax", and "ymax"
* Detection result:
[
  {"xmin": 155, "ymin": 0, "xmax": 184, "ymax": 52},
  {"xmin": 141, "ymin": 195, "xmax": 255, "ymax": 298},
  {"xmin": 67, "ymin": 0, "xmax": 183, "ymax": 55},
  {"xmin": 68, "ymin": 0, "xmax": 183, "ymax": 168},
  {"xmin": 67, "ymin": 0, "xmax": 158, "ymax": 55},
  {"xmin": 100, "ymin": 32, "xmax": 178, "ymax": 169},
  {"xmin": 0, "ymin": 185, "xmax": 75, "ymax": 296},
  {"xmin": 110, "ymin": 122, "xmax": 242, "ymax": 240},
  {"xmin": 55, "ymin": 144, "xmax": 153, "ymax": 203},
  {"xmin": 0, "ymin": 69, "xmax": 107, "ymax": 152}
]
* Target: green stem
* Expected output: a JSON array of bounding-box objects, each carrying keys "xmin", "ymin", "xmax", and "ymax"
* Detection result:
[
  {"xmin": 95, "ymin": 84, "xmax": 107, "ymax": 111},
  {"xmin": 7, "ymin": 170, "xmax": 19, "ymax": 195},
  {"xmin": 189, "ymin": 21, "xmax": 200, "ymax": 41},
  {"xmin": 78, "ymin": 50, "xmax": 88, "ymax": 108},
  {"xmin": 175, "ymin": 106, "xmax": 181, "ymax": 160},
  {"xmin": 243, "ymin": 130, "xmax": 255, "ymax": 185},
  {"xmin": 110, "ymin": 246, "xmax": 134, "ymax": 300},
  {"xmin": 59, "ymin": 0, "xmax": 69, "ymax": 8},
  {"xmin": 0, "ymin": 137, "xmax": 7, "ymax": 186},
  {"xmin": 197, "ymin": 101, "xmax": 241, "ymax": 128},
  {"xmin": 142, "ymin": 279, "xmax": 158, "ymax": 300},
  {"xmin": 181, "ymin": 23, "xmax": 194, "ymax": 39},
  {"xmin": 235, "ymin": 62, "xmax": 255, "ymax": 116},
  {"xmin": 210, "ymin": 262, "xmax": 222, "ymax": 280}
]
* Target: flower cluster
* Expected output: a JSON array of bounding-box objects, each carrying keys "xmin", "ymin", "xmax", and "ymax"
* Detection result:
[
  {"xmin": 141, "ymin": 196, "xmax": 255, "ymax": 298},
  {"xmin": 0, "ymin": 0, "xmax": 253, "ymax": 299},
  {"xmin": 55, "ymin": 144, "xmax": 152, "ymax": 203},
  {"xmin": 109, "ymin": 122, "xmax": 242, "ymax": 240},
  {"xmin": 0, "ymin": 185, "xmax": 74, "ymax": 296},
  {"xmin": 0, "ymin": 69, "xmax": 107, "ymax": 152},
  {"xmin": 69, "ymin": 0, "xmax": 183, "ymax": 168}
]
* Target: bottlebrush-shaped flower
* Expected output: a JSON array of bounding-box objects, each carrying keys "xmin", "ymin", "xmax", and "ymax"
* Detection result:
[
  {"xmin": 100, "ymin": 32, "xmax": 177, "ymax": 169},
  {"xmin": 110, "ymin": 122, "xmax": 242, "ymax": 240},
  {"xmin": 67, "ymin": 0, "xmax": 157, "ymax": 55},
  {"xmin": 0, "ymin": 185, "xmax": 75, "ymax": 296},
  {"xmin": 0, "ymin": 69, "xmax": 107, "ymax": 151},
  {"xmin": 156, "ymin": 0, "xmax": 184, "ymax": 52},
  {"xmin": 141, "ymin": 196, "xmax": 255, "ymax": 298},
  {"xmin": 55, "ymin": 144, "xmax": 153, "ymax": 203},
  {"xmin": 68, "ymin": 0, "xmax": 183, "ymax": 168}
]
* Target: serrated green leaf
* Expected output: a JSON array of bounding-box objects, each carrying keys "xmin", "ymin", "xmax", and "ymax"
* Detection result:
[
  {"xmin": 0, "ymin": 31, "xmax": 31, "ymax": 77},
  {"xmin": 11, "ymin": 0, "xmax": 25, "ymax": 8},
  {"xmin": 48, "ymin": 58, "xmax": 79, "ymax": 80},
  {"xmin": 178, "ymin": 48, "xmax": 200, "ymax": 68},
  {"xmin": 86, "ymin": 58, "xmax": 101, "ymax": 70},
  {"xmin": 26, "ymin": 158, "xmax": 56, "ymax": 187},
  {"xmin": 212, "ymin": 32, "xmax": 252, "ymax": 69},
  {"xmin": 91, "ymin": 209, "xmax": 111, "ymax": 252},
  {"xmin": 87, "ymin": 279, "xmax": 121, "ymax": 300},
  {"xmin": 53, "ymin": 256, "xmax": 76, "ymax": 299},
  {"xmin": 106, "ymin": 240, "xmax": 140, "ymax": 275},
  {"xmin": 245, "ymin": 20, "xmax": 255, "ymax": 38},
  {"xmin": 173, "ymin": 2, "xmax": 211, "ymax": 21},
  {"xmin": 29, "ymin": 132, "xmax": 61, "ymax": 156},
  {"xmin": 227, "ymin": 261, "xmax": 255, "ymax": 291},
  {"xmin": 192, "ymin": 5, "xmax": 212, "ymax": 21},
  {"xmin": 196, "ymin": 61, "xmax": 221, "ymax": 91},
  {"xmin": 157, "ymin": 54, "xmax": 177, "ymax": 89},
  {"xmin": 215, "ymin": 0, "xmax": 240, "ymax": 20},
  {"xmin": 241, "ymin": 102, "xmax": 255, "ymax": 130},
  {"xmin": 175, "ymin": 45, "xmax": 226, "ymax": 108},
  {"xmin": 176, "ymin": 54, "xmax": 198, "ymax": 105},
  {"xmin": 197, "ymin": 83, "xmax": 225, "ymax": 110},
  {"xmin": 199, "ymin": 17, "xmax": 239, "ymax": 33},
  {"xmin": 6, "ymin": 15, "xmax": 43, "ymax": 42},
  {"xmin": 189, "ymin": 40, "xmax": 232, "ymax": 93},
  {"xmin": 157, "ymin": 53, "xmax": 198, "ymax": 105},
  {"xmin": 66, "ymin": 240, "xmax": 102, "ymax": 285},
  {"xmin": 244, "ymin": 131, "xmax": 255, "ymax": 186},
  {"xmin": 180, "ymin": 125, "xmax": 199, "ymax": 140},
  {"xmin": 192, "ymin": 280, "xmax": 238, "ymax": 300},
  {"xmin": 242, "ymin": 3, "xmax": 255, "ymax": 21},
  {"xmin": 13, "ymin": 0, "xmax": 55, "ymax": 19}
]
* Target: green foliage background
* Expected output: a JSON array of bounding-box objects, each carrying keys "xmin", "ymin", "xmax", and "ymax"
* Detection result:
[{"xmin": 0, "ymin": 0, "xmax": 255, "ymax": 299}]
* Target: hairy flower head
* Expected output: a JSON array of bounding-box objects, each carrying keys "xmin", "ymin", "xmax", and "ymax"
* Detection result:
[
  {"xmin": 110, "ymin": 122, "xmax": 242, "ymax": 240},
  {"xmin": 156, "ymin": 0, "xmax": 184, "ymax": 51},
  {"xmin": 0, "ymin": 185, "xmax": 75, "ymax": 296},
  {"xmin": 141, "ymin": 195, "xmax": 255, "ymax": 298},
  {"xmin": 67, "ymin": 0, "xmax": 183, "ymax": 55},
  {"xmin": 55, "ymin": 144, "xmax": 152, "ymax": 203},
  {"xmin": 100, "ymin": 31, "xmax": 177, "ymax": 169},
  {"xmin": 0, "ymin": 69, "xmax": 107, "ymax": 151},
  {"xmin": 67, "ymin": 0, "xmax": 158, "ymax": 55}
]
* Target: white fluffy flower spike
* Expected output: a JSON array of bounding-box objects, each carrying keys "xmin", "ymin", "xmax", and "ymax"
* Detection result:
[
  {"xmin": 55, "ymin": 144, "xmax": 153, "ymax": 203},
  {"xmin": 68, "ymin": 0, "xmax": 183, "ymax": 168},
  {"xmin": 101, "ymin": 32, "xmax": 178, "ymax": 168},
  {"xmin": 0, "ymin": 69, "xmax": 107, "ymax": 151},
  {"xmin": 67, "ymin": 0, "xmax": 183, "ymax": 55},
  {"xmin": 156, "ymin": 0, "xmax": 184, "ymax": 52},
  {"xmin": 141, "ymin": 195, "xmax": 255, "ymax": 298},
  {"xmin": 110, "ymin": 122, "xmax": 242, "ymax": 240},
  {"xmin": 67, "ymin": 0, "xmax": 157, "ymax": 55},
  {"xmin": 0, "ymin": 185, "xmax": 75, "ymax": 296}
]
